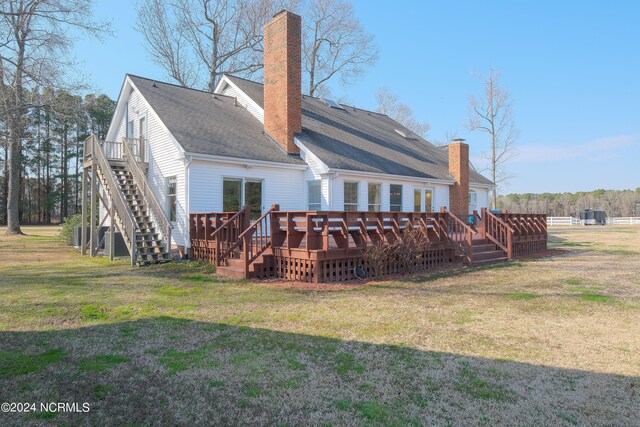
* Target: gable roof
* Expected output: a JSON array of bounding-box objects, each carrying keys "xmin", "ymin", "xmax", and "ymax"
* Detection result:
[
  {"xmin": 224, "ymin": 75, "xmax": 493, "ymax": 185},
  {"xmin": 127, "ymin": 75, "xmax": 305, "ymax": 166}
]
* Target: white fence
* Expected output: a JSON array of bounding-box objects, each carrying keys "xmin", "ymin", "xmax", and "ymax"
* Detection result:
[
  {"xmin": 548, "ymin": 217, "xmax": 579, "ymax": 226},
  {"xmin": 610, "ymin": 217, "xmax": 640, "ymax": 225},
  {"xmin": 548, "ymin": 216, "xmax": 640, "ymax": 226}
]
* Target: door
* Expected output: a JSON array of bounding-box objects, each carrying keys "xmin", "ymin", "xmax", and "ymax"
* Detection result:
[
  {"xmin": 244, "ymin": 180, "xmax": 263, "ymax": 221},
  {"xmin": 424, "ymin": 189, "xmax": 433, "ymax": 212}
]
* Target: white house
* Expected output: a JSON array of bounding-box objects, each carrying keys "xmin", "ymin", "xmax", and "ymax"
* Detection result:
[{"xmin": 102, "ymin": 10, "xmax": 493, "ymax": 254}]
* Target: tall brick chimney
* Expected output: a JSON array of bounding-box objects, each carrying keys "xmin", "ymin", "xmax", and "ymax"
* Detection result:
[
  {"xmin": 448, "ymin": 139, "xmax": 470, "ymax": 216},
  {"xmin": 263, "ymin": 10, "xmax": 301, "ymax": 155}
]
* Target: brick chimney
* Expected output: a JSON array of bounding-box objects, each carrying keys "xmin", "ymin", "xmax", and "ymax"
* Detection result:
[
  {"xmin": 448, "ymin": 139, "xmax": 470, "ymax": 216},
  {"xmin": 263, "ymin": 10, "xmax": 301, "ymax": 155}
]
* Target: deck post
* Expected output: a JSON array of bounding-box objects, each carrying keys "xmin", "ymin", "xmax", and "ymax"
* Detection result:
[
  {"xmin": 81, "ymin": 167, "xmax": 88, "ymax": 255},
  {"xmin": 109, "ymin": 203, "xmax": 115, "ymax": 261},
  {"xmin": 89, "ymin": 162, "xmax": 97, "ymax": 257}
]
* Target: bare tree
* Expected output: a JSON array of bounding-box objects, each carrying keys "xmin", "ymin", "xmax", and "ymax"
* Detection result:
[
  {"xmin": 468, "ymin": 67, "xmax": 518, "ymax": 209},
  {"xmin": 375, "ymin": 87, "xmax": 430, "ymax": 137},
  {"xmin": 136, "ymin": 0, "xmax": 378, "ymax": 96},
  {"xmin": 136, "ymin": 0, "xmax": 297, "ymax": 92},
  {"xmin": 303, "ymin": 0, "xmax": 378, "ymax": 97},
  {"xmin": 0, "ymin": 0, "xmax": 109, "ymax": 234}
]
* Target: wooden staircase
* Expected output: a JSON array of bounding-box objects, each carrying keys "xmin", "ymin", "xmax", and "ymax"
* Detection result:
[
  {"xmin": 217, "ymin": 248, "xmax": 275, "ymax": 279},
  {"xmin": 82, "ymin": 135, "xmax": 173, "ymax": 266},
  {"xmin": 111, "ymin": 165, "xmax": 171, "ymax": 265},
  {"xmin": 470, "ymin": 238, "xmax": 508, "ymax": 266}
]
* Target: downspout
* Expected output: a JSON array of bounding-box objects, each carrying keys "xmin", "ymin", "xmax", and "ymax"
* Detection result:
[
  {"xmin": 328, "ymin": 171, "xmax": 339, "ymax": 210},
  {"xmin": 184, "ymin": 155, "xmax": 193, "ymax": 251}
]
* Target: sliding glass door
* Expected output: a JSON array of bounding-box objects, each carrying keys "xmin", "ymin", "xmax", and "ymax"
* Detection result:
[{"xmin": 223, "ymin": 178, "xmax": 263, "ymax": 221}]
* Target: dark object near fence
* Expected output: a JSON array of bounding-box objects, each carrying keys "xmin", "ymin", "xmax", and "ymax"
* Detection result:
[
  {"xmin": 579, "ymin": 209, "xmax": 607, "ymax": 225},
  {"xmin": 104, "ymin": 231, "xmax": 130, "ymax": 257},
  {"xmin": 353, "ymin": 265, "xmax": 368, "ymax": 279}
]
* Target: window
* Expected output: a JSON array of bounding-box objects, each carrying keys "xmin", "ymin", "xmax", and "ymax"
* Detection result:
[
  {"xmin": 166, "ymin": 176, "xmax": 177, "ymax": 222},
  {"xmin": 308, "ymin": 181, "xmax": 322, "ymax": 211},
  {"xmin": 344, "ymin": 182, "xmax": 359, "ymax": 212},
  {"xmin": 223, "ymin": 178, "xmax": 242, "ymax": 212},
  {"xmin": 425, "ymin": 189, "xmax": 433, "ymax": 212},
  {"xmin": 138, "ymin": 116, "xmax": 147, "ymax": 161},
  {"xmin": 126, "ymin": 120, "xmax": 134, "ymax": 138},
  {"xmin": 469, "ymin": 190, "xmax": 478, "ymax": 214},
  {"xmin": 244, "ymin": 180, "xmax": 262, "ymax": 221},
  {"xmin": 414, "ymin": 189, "xmax": 421, "ymax": 212},
  {"xmin": 368, "ymin": 183, "xmax": 381, "ymax": 212},
  {"xmin": 390, "ymin": 184, "xmax": 402, "ymax": 212},
  {"xmin": 139, "ymin": 117, "xmax": 146, "ymax": 140},
  {"xmin": 223, "ymin": 178, "xmax": 263, "ymax": 220}
]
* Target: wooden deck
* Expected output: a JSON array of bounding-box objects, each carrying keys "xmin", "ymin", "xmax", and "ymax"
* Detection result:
[{"xmin": 189, "ymin": 207, "xmax": 547, "ymax": 283}]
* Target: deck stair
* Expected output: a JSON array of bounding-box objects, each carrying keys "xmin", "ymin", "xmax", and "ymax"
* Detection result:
[
  {"xmin": 82, "ymin": 135, "xmax": 173, "ymax": 266},
  {"xmin": 110, "ymin": 165, "xmax": 171, "ymax": 265},
  {"xmin": 470, "ymin": 238, "xmax": 507, "ymax": 266}
]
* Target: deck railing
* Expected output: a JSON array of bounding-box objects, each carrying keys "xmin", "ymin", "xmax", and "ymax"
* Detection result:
[
  {"xmin": 481, "ymin": 208, "xmax": 513, "ymax": 258},
  {"xmin": 440, "ymin": 208, "xmax": 476, "ymax": 264},
  {"xmin": 209, "ymin": 207, "xmax": 250, "ymax": 266},
  {"xmin": 86, "ymin": 135, "xmax": 139, "ymax": 264}
]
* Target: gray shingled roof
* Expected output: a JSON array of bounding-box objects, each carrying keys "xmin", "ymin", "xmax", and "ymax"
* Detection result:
[
  {"xmin": 225, "ymin": 75, "xmax": 493, "ymax": 185},
  {"xmin": 128, "ymin": 75, "xmax": 305, "ymax": 165}
]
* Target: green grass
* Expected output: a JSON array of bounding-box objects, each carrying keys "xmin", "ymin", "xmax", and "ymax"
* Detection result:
[
  {"xmin": 455, "ymin": 366, "xmax": 515, "ymax": 402},
  {"xmin": 0, "ymin": 349, "xmax": 65, "ymax": 378},
  {"xmin": 78, "ymin": 354, "xmax": 129, "ymax": 372},
  {"xmin": 356, "ymin": 400, "xmax": 387, "ymax": 421},
  {"xmin": 158, "ymin": 344, "xmax": 220, "ymax": 374},
  {"xmin": 334, "ymin": 352, "xmax": 365, "ymax": 376},
  {"xmin": 93, "ymin": 384, "xmax": 113, "ymax": 399},
  {"xmin": 580, "ymin": 293, "xmax": 614, "ymax": 303},
  {"xmin": 0, "ymin": 225, "xmax": 639, "ymax": 426}
]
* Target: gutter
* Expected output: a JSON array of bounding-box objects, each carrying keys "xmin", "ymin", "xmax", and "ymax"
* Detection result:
[
  {"xmin": 184, "ymin": 151, "xmax": 308, "ymax": 170},
  {"xmin": 184, "ymin": 155, "xmax": 193, "ymax": 249}
]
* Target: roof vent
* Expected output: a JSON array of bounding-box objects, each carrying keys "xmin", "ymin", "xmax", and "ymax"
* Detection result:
[
  {"xmin": 395, "ymin": 128, "xmax": 418, "ymax": 140},
  {"xmin": 322, "ymin": 98, "xmax": 345, "ymax": 110}
]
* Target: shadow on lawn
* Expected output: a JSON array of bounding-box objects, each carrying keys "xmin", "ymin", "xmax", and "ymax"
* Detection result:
[{"xmin": 0, "ymin": 318, "xmax": 638, "ymax": 426}]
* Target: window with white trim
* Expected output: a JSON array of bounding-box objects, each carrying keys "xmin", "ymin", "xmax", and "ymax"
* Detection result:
[
  {"xmin": 469, "ymin": 190, "xmax": 478, "ymax": 213},
  {"xmin": 389, "ymin": 184, "xmax": 403, "ymax": 212},
  {"xmin": 166, "ymin": 176, "xmax": 177, "ymax": 222},
  {"xmin": 308, "ymin": 180, "xmax": 322, "ymax": 210},
  {"xmin": 368, "ymin": 183, "xmax": 381, "ymax": 212},
  {"xmin": 344, "ymin": 182, "xmax": 359, "ymax": 212}
]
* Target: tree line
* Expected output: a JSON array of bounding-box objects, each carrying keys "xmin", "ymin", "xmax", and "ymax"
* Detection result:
[
  {"xmin": 497, "ymin": 189, "xmax": 640, "ymax": 217},
  {"xmin": 0, "ymin": 91, "xmax": 115, "ymax": 225}
]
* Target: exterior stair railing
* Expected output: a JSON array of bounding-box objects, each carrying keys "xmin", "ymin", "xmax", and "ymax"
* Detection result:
[{"xmin": 122, "ymin": 137, "xmax": 172, "ymax": 251}]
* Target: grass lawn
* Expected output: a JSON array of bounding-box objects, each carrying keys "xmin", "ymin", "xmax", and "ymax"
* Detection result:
[{"xmin": 0, "ymin": 225, "xmax": 639, "ymax": 426}]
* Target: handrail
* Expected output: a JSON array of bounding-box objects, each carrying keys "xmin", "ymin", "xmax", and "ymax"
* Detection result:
[
  {"xmin": 239, "ymin": 205, "xmax": 279, "ymax": 270},
  {"xmin": 87, "ymin": 135, "xmax": 138, "ymax": 265},
  {"xmin": 441, "ymin": 208, "xmax": 476, "ymax": 264},
  {"xmin": 482, "ymin": 208, "xmax": 514, "ymax": 258},
  {"xmin": 213, "ymin": 207, "xmax": 249, "ymax": 266},
  {"xmin": 122, "ymin": 137, "xmax": 172, "ymax": 250}
]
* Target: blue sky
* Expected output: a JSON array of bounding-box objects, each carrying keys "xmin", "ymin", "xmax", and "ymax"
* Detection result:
[{"xmin": 75, "ymin": 0, "xmax": 639, "ymax": 194}]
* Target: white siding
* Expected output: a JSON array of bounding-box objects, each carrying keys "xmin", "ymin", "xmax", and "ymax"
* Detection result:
[
  {"xmin": 325, "ymin": 171, "xmax": 452, "ymax": 212},
  {"xmin": 189, "ymin": 159, "xmax": 306, "ymax": 214},
  {"xmin": 218, "ymin": 81, "xmax": 265, "ymax": 123},
  {"xmin": 470, "ymin": 186, "xmax": 490, "ymax": 212}
]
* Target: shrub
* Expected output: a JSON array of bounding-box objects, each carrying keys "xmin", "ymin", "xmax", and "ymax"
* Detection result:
[
  {"xmin": 363, "ymin": 226, "xmax": 432, "ymax": 276},
  {"xmin": 59, "ymin": 214, "xmax": 83, "ymax": 245}
]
